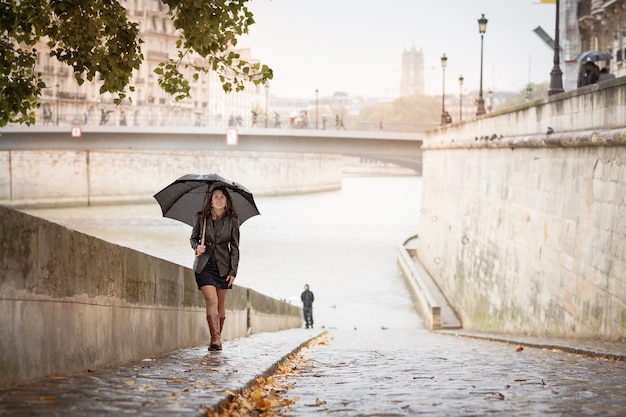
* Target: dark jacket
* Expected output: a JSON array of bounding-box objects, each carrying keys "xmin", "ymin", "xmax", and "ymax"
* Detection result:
[
  {"xmin": 301, "ymin": 290, "xmax": 314, "ymax": 307},
  {"xmin": 190, "ymin": 212, "xmax": 240, "ymax": 277}
]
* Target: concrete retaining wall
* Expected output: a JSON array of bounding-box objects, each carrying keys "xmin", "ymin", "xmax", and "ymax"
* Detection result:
[
  {"xmin": 0, "ymin": 207, "xmax": 301, "ymax": 389},
  {"xmin": 0, "ymin": 149, "xmax": 342, "ymax": 207},
  {"xmin": 417, "ymin": 76, "xmax": 626, "ymax": 339}
]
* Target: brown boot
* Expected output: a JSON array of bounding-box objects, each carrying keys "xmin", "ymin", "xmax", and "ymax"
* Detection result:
[
  {"xmin": 220, "ymin": 316, "xmax": 225, "ymax": 337},
  {"xmin": 207, "ymin": 314, "xmax": 222, "ymax": 351}
]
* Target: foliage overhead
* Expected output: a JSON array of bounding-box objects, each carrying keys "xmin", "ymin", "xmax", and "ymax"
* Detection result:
[{"xmin": 0, "ymin": 0, "xmax": 273, "ymax": 127}]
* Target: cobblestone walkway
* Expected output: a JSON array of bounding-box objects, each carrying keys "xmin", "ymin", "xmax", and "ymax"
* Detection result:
[{"xmin": 283, "ymin": 325, "xmax": 626, "ymax": 416}]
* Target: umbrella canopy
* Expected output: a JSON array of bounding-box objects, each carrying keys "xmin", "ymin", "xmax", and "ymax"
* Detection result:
[
  {"xmin": 154, "ymin": 173, "xmax": 260, "ymax": 226},
  {"xmin": 575, "ymin": 50, "xmax": 612, "ymax": 62}
]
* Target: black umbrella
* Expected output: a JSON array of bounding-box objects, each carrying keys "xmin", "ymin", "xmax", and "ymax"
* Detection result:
[
  {"xmin": 154, "ymin": 173, "xmax": 260, "ymax": 226},
  {"xmin": 575, "ymin": 50, "xmax": 612, "ymax": 62}
]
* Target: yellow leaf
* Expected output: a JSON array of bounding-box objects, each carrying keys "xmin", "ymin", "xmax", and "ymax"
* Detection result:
[
  {"xmin": 124, "ymin": 380, "xmax": 135, "ymax": 385},
  {"xmin": 250, "ymin": 390, "xmax": 263, "ymax": 401}
]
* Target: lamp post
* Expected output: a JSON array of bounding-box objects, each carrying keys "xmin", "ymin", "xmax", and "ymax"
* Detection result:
[
  {"xmin": 476, "ymin": 13, "xmax": 488, "ymax": 116},
  {"xmin": 315, "ymin": 88, "xmax": 319, "ymax": 130},
  {"xmin": 548, "ymin": 0, "xmax": 564, "ymax": 95},
  {"xmin": 440, "ymin": 53, "xmax": 448, "ymax": 125},
  {"xmin": 458, "ymin": 75, "xmax": 464, "ymax": 122}
]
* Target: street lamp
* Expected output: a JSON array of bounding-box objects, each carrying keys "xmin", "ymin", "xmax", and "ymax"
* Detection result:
[
  {"xmin": 458, "ymin": 75, "xmax": 464, "ymax": 122},
  {"xmin": 440, "ymin": 53, "xmax": 448, "ymax": 125},
  {"xmin": 548, "ymin": 0, "xmax": 564, "ymax": 95},
  {"xmin": 315, "ymin": 88, "xmax": 319, "ymax": 130},
  {"xmin": 476, "ymin": 13, "xmax": 488, "ymax": 116}
]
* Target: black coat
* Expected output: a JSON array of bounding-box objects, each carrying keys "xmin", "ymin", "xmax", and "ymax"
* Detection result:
[
  {"xmin": 190, "ymin": 212, "xmax": 240, "ymax": 277},
  {"xmin": 301, "ymin": 290, "xmax": 314, "ymax": 307}
]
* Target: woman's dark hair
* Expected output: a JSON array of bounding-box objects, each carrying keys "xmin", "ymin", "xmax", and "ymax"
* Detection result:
[{"xmin": 202, "ymin": 185, "xmax": 238, "ymax": 219}]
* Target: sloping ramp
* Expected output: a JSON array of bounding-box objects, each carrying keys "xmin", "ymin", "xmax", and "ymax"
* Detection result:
[{"xmin": 397, "ymin": 235, "xmax": 462, "ymax": 330}]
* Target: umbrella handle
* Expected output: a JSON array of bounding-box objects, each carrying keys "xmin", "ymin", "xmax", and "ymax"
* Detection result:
[
  {"xmin": 201, "ymin": 216, "xmax": 206, "ymax": 246},
  {"xmin": 195, "ymin": 216, "xmax": 206, "ymax": 258}
]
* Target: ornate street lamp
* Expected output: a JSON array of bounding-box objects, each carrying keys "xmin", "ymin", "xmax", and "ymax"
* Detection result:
[
  {"xmin": 458, "ymin": 75, "xmax": 464, "ymax": 122},
  {"xmin": 440, "ymin": 53, "xmax": 448, "ymax": 125},
  {"xmin": 548, "ymin": 0, "xmax": 564, "ymax": 95},
  {"xmin": 476, "ymin": 13, "xmax": 488, "ymax": 116}
]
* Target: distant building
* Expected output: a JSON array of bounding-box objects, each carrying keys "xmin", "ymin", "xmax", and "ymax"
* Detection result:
[
  {"xmin": 577, "ymin": 0, "xmax": 625, "ymax": 79},
  {"xmin": 399, "ymin": 44, "xmax": 424, "ymax": 97},
  {"xmin": 33, "ymin": 0, "xmax": 265, "ymax": 128}
]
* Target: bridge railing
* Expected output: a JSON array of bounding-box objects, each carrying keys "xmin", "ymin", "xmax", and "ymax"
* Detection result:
[{"xmin": 16, "ymin": 110, "xmax": 437, "ymax": 134}]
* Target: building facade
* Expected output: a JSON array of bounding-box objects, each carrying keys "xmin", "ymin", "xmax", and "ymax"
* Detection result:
[
  {"xmin": 577, "ymin": 0, "xmax": 626, "ymax": 78},
  {"xmin": 36, "ymin": 0, "xmax": 265, "ymax": 128},
  {"xmin": 399, "ymin": 44, "xmax": 424, "ymax": 97}
]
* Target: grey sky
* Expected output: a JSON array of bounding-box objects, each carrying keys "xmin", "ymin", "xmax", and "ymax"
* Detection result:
[{"xmin": 240, "ymin": 0, "xmax": 557, "ymax": 99}]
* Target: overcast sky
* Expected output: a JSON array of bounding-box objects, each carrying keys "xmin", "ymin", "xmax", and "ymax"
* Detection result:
[{"xmin": 239, "ymin": 0, "xmax": 557, "ymax": 99}]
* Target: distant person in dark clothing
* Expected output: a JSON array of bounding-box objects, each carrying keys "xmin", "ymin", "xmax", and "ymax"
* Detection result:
[
  {"xmin": 578, "ymin": 61, "xmax": 600, "ymax": 87},
  {"xmin": 301, "ymin": 284, "xmax": 314, "ymax": 328}
]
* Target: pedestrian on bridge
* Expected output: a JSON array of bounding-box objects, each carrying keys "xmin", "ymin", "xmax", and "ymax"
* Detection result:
[{"xmin": 191, "ymin": 186, "xmax": 240, "ymax": 351}]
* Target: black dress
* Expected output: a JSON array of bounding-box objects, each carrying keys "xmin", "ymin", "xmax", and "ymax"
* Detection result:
[{"xmin": 195, "ymin": 253, "xmax": 232, "ymax": 290}]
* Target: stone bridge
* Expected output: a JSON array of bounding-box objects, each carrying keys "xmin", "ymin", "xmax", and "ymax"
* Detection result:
[{"xmin": 0, "ymin": 126, "xmax": 424, "ymax": 171}]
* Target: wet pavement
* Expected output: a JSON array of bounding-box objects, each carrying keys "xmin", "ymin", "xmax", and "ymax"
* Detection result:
[
  {"xmin": 0, "ymin": 329, "xmax": 321, "ymax": 417},
  {"xmin": 3, "ymin": 324, "xmax": 626, "ymax": 416},
  {"xmin": 285, "ymin": 326, "xmax": 626, "ymax": 417}
]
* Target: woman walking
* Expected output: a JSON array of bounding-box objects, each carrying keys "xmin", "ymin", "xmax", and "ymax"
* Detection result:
[{"xmin": 190, "ymin": 185, "xmax": 240, "ymax": 351}]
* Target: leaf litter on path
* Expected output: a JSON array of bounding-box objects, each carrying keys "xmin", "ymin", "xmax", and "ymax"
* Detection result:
[{"xmin": 204, "ymin": 333, "xmax": 329, "ymax": 417}]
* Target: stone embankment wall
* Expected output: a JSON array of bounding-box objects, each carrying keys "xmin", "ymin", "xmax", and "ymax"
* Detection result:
[
  {"xmin": 417, "ymin": 77, "xmax": 625, "ymax": 339},
  {"xmin": 0, "ymin": 149, "xmax": 342, "ymax": 207},
  {"xmin": 0, "ymin": 207, "xmax": 302, "ymax": 389}
]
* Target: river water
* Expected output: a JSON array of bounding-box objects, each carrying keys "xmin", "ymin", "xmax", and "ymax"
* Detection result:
[{"xmin": 21, "ymin": 176, "xmax": 424, "ymax": 331}]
